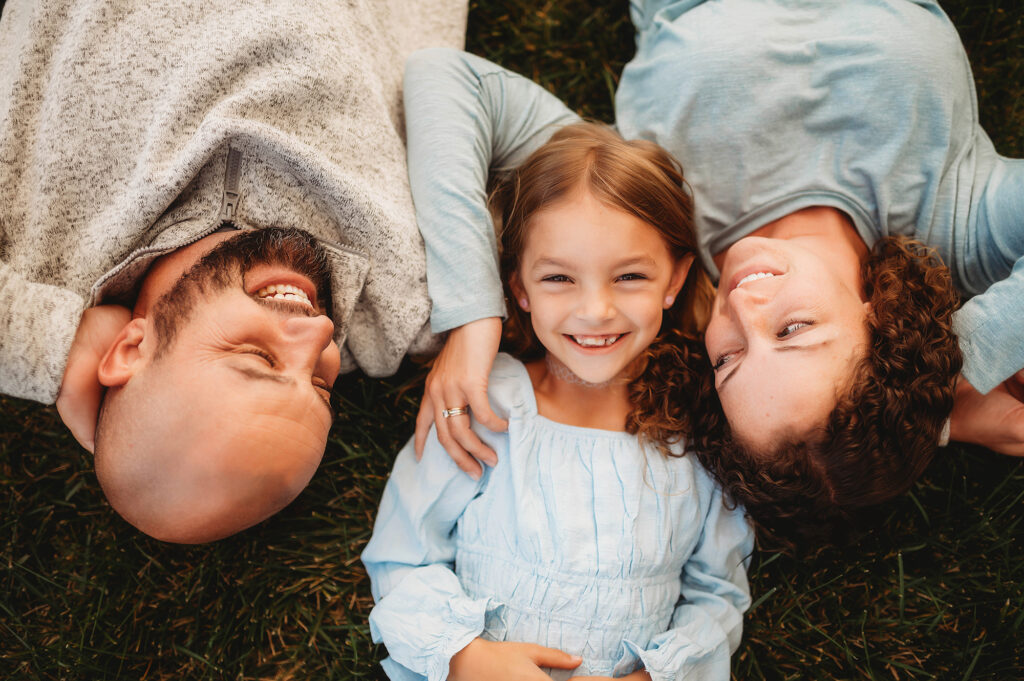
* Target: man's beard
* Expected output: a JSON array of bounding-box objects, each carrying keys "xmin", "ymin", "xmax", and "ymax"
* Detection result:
[{"xmin": 151, "ymin": 227, "xmax": 333, "ymax": 356}]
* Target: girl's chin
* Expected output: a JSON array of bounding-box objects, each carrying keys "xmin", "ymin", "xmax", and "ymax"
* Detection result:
[{"xmin": 545, "ymin": 352, "xmax": 631, "ymax": 388}]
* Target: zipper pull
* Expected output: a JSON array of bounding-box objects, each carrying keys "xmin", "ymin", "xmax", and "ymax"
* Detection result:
[{"xmin": 220, "ymin": 146, "xmax": 243, "ymax": 221}]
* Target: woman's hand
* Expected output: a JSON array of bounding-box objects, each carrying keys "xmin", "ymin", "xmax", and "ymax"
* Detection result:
[
  {"xmin": 949, "ymin": 370, "xmax": 1024, "ymax": 456},
  {"xmin": 449, "ymin": 638, "xmax": 582, "ymax": 681},
  {"xmin": 55, "ymin": 305, "xmax": 132, "ymax": 453},
  {"xmin": 415, "ymin": 317, "xmax": 508, "ymax": 478}
]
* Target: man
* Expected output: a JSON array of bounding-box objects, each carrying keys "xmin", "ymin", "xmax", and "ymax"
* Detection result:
[{"xmin": 0, "ymin": 0, "xmax": 467, "ymax": 542}]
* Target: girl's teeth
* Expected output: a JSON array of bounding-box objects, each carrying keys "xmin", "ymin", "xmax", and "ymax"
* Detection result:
[
  {"xmin": 737, "ymin": 272, "xmax": 775, "ymax": 287},
  {"xmin": 572, "ymin": 335, "xmax": 621, "ymax": 347}
]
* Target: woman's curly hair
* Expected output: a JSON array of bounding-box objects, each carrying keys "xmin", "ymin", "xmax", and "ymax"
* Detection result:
[
  {"xmin": 491, "ymin": 122, "xmax": 713, "ymax": 454},
  {"xmin": 685, "ymin": 236, "xmax": 963, "ymax": 551}
]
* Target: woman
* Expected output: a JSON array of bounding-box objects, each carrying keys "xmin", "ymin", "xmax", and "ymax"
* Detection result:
[{"xmin": 407, "ymin": 0, "xmax": 1024, "ymax": 544}]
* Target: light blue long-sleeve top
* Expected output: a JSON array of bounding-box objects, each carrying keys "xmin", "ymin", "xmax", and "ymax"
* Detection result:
[
  {"xmin": 404, "ymin": 0, "xmax": 1024, "ymax": 394},
  {"xmin": 362, "ymin": 354, "xmax": 754, "ymax": 681}
]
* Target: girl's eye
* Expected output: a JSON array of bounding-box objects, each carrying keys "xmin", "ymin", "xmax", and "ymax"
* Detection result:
[
  {"xmin": 617, "ymin": 273, "xmax": 648, "ymax": 282},
  {"xmin": 778, "ymin": 320, "xmax": 812, "ymax": 338},
  {"xmin": 243, "ymin": 348, "xmax": 276, "ymax": 366},
  {"xmin": 541, "ymin": 274, "xmax": 571, "ymax": 283},
  {"xmin": 712, "ymin": 352, "xmax": 734, "ymax": 371}
]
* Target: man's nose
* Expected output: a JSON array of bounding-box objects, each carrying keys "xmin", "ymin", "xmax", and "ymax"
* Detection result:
[{"xmin": 280, "ymin": 314, "xmax": 340, "ymax": 373}]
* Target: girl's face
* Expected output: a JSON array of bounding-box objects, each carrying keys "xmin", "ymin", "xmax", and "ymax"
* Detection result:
[{"xmin": 511, "ymin": 189, "xmax": 691, "ymax": 385}]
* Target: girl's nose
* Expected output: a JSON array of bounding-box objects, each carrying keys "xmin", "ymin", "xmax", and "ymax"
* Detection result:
[{"xmin": 576, "ymin": 288, "xmax": 616, "ymax": 322}]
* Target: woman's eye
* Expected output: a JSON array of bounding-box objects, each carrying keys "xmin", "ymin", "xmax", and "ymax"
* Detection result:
[
  {"xmin": 712, "ymin": 353, "xmax": 734, "ymax": 371},
  {"xmin": 778, "ymin": 321, "xmax": 812, "ymax": 338}
]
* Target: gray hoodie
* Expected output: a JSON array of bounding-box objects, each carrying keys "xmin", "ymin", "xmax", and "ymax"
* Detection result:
[{"xmin": 0, "ymin": 0, "xmax": 466, "ymax": 403}]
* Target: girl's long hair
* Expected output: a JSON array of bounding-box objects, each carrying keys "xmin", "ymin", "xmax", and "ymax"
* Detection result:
[{"xmin": 491, "ymin": 122, "xmax": 713, "ymax": 454}]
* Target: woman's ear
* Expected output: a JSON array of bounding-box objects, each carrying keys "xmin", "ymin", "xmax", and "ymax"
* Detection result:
[
  {"xmin": 97, "ymin": 318, "xmax": 149, "ymax": 387},
  {"xmin": 664, "ymin": 254, "xmax": 695, "ymax": 308},
  {"xmin": 509, "ymin": 272, "xmax": 530, "ymax": 312}
]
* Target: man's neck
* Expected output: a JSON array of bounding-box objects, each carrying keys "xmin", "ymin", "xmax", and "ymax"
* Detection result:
[{"xmin": 133, "ymin": 230, "xmax": 239, "ymax": 317}]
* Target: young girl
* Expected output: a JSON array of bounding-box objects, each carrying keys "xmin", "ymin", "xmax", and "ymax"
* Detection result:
[{"xmin": 362, "ymin": 123, "xmax": 753, "ymax": 681}]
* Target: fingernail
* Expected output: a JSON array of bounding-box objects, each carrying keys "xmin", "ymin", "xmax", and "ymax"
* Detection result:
[{"xmin": 469, "ymin": 469, "xmax": 481, "ymax": 481}]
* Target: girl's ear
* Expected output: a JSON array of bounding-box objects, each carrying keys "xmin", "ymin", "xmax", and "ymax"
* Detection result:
[
  {"xmin": 664, "ymin": 253, "xmax": 695, "ymax": 308},
  {"xmin": 509, "ymin": 272, "xmax": 530, "ymax": 312},
  {"xmin": 97, "ymin": 318, "xmax": 149, "ymax": 387}
]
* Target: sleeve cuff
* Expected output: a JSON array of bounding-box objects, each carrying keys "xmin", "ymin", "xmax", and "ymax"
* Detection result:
[
  {"xmin": 369, "ymin": 567, "xmax": 495, "ymax": 681},
  {"xmin": 953, "ymin": 295, "xmax": 1024, "ymax": 395},
  {"xmin": 430, "ymin": 298, "xmax": 507, "ymax": 334},
  {"xmin": 617, "ymin": 621, "xmax": 732, "ymax": 681}
]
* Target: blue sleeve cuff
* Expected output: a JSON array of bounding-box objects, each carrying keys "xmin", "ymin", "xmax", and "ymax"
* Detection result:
[
  {"xmin": 954, "ymin": 298, "xmax": 1024, "ymax": 394},
  {"xmin": 370, "ymin": 566, "xmax": 496, "ymax": 681},
  {"xmin": 429, "ymin": 296, "xmax": 507, "ymax": 335},
  {"xmin": 619, "ymin": 621, "xmax": 731, "ymax": 681}
]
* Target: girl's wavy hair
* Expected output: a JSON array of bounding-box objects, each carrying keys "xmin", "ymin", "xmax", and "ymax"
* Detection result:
[
  {"xmin": 491, "ymin": 122, "xmax": 714, "ymax": 454},
  {"xmin": 684, "ymin": 236, "xmax": 962, "ymax": 551}
]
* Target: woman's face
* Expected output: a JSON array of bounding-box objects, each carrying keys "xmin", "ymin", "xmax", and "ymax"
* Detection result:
[{"xmin": 705, "ymin": 233, "xmax": 871, "ymax": 450}]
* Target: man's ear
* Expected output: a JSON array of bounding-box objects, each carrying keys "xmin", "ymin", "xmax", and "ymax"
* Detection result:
[
  {"xmin": 509, "ymin": 272, "xmax": 530, "ymax": 312},
  {"xmin": 97, "ymin": 318, "xmax": 149, "ymax": 387},
  {"xmin": 664, "ymin": 254, "xmax": 695, "ymax": 308}
]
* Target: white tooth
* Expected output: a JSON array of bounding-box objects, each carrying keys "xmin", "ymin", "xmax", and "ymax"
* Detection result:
[{"xmin": 737, "ymin": 272, "xmax": 776, "ymax": 287}]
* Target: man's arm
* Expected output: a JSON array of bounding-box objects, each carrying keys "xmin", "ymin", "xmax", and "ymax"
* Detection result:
[{"xmin": 55, "ymin": 305, "xmax": 132, "ymax": 452}]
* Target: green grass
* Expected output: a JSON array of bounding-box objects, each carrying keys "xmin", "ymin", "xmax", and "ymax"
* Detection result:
[{"xmin": 2, "ymin": 0, "xmax": 1023, "ymax": 679}]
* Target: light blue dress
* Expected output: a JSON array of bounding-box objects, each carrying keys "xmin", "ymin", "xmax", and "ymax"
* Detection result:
[
  {"xmin": 362, "ymin": 354, "xmax": 754, "ymax": 681},
  {"xmin": 404, "ymin": 0, "xmax": 1024, "ymax": 395}
]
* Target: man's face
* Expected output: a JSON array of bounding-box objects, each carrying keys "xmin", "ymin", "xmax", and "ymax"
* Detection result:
[
  {"xmin": 103, "ymin": 228, "xmax": 344, "ymax": 541},
  {"xmin": 705, "ymin": 235, "xmax": 870, "ymax": 450}
]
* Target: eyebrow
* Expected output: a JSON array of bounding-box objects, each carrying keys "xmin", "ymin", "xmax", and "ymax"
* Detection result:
[
  {"xmin": 228, "ymin": 366, "xmax": 336, "ymax": 423},
  {"xmin": 718, "ymin": 339, "xmax": 836, "ymax": 391},
  {"xmin": 530, "ymin": 255, "xmax": 657, "ymax": 271}
]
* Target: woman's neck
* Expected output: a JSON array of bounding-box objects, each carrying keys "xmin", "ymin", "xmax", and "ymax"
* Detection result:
[
  {"xmin": 712, "ymin": 206, "xmax": 869, "ymax": 271},
  {"xmin": 525, "ymin": 355, "xmax": 633, "ymax": 431}
]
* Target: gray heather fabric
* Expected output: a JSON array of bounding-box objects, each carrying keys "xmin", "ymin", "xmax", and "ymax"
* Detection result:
[{"xmin": 0, "ymin": 0, "xmax": 466, "ymax": 404}]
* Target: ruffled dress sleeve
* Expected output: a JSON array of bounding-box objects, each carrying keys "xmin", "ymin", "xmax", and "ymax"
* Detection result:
[
  {"xmin": 403, "ymin": 48, "xmax": 580, "ymax": 332},
  {"xmin": 619, "ymin": 470, "xmax": 754, "ymax": 681},
  {"xmin": 360, "ymin": 354, "xmax": 526, "ymax": 681}
]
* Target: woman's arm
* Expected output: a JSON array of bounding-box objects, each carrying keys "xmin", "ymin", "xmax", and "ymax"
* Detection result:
[
  {"xmin": 403, "ymin": 48, "xmax": 579, "ymax": 473},
  {"xmin": 947, "ymin": 157, "xmax": 1024, "ymax": 454}
]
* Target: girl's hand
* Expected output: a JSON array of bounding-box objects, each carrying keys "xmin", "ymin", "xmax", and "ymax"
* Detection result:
[
  {"xmin": 449, "ymin": 637, "xmax": 582, "ymax": 681},
  {"xmin": 415, "ymin": 317, "xmax": 508, "ymax": 478},
  {"xmin": 569, "ymin": 672, "xmax": 651, "ymax": 681},
  {"xmin": 949, "ymin": 370, "xmax": 1024, "ymax": 456},
  {"xmin": 55, "ymin": 305, "xmax": 133, "ymax": 453}
]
